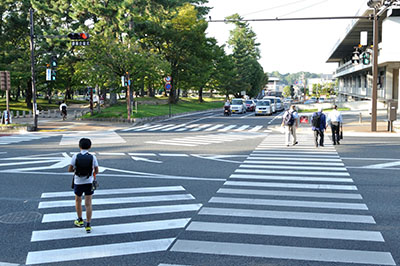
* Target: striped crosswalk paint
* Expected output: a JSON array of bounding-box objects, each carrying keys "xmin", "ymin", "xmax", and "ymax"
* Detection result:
[
  {"xmin": 26, "ymin": 186, "xmax": 201, "ymax": 265},
  {"xmin": 122, "ymin": 123, "xmax": 265, "ymax": 133},
  {"xmin": 169, "ymin": 133, "xmax": 395, "ymax": 265},
  {"xmin": 0, "ymin": 133, "xmax": 55, "ymax": 145}
]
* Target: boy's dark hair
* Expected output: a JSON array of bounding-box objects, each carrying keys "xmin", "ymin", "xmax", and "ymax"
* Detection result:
[{"xmin": 79, "ymin": 138, "xmax": 92, "ymax": 150}]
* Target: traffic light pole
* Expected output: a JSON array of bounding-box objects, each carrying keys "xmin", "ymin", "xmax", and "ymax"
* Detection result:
[
  {"xmin": 371, "ymin": 7, "xmax": 379, "ymax": 132},
  {"xmin": 126, "ymin": 72, "xmax": 132, "ymax": 120},
  {"xmin": 29, "ymin": 8, "xmax": 38, "ymax": 131}
]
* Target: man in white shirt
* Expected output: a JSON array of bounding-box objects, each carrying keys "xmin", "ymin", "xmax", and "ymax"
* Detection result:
[
  {"xmin": 281, "ymin": 105, "xmax": 299, "ymax": 146},
  {"xmin": 327, "ymin": 105, "xmax": 343, "ymax": 145}
]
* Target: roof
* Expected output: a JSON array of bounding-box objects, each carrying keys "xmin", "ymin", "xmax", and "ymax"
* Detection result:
[{"xmin": 326, "ymin": 6, "xmax": 379, "ymax": 63}]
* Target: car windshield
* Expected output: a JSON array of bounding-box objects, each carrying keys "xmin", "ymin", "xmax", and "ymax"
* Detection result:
[
  {"xmin": 265, "ymin": 98, "xmax": 275, "ymax": 103},
  {"xmin": 232, "ymin": 99, "xmax": 242, "ymax": 105},
  {"xmin": 245, "ymin": 100, "xmax": 253, "ymax": 104},
  {"xmin": 276, "ymin": 99, "xmax": 281, "ymax": 103},
  {"xmin": 258, "ymin": 101, "xmax": 270, "ymax": 106}
]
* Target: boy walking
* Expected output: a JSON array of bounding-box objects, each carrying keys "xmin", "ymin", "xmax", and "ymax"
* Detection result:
[
  {"xmin": 68, "ymin": 138, "xmax": 99, "ymax": 233},
  {"xmin": 281, "ymin": 105, "xmax": 299, "ymax": 147},
  {"xmin": 327, "ymin": 105, "xmax": 343, "ymax": 145},
  {"xmin": 311, "ymin": 107, "xmax": 326, "ymax": 147}
]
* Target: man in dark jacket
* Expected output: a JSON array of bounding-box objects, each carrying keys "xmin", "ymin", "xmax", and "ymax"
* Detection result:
[{"xmin": 311, "ymin": 107, "xmax": 326, "ymax": 147}]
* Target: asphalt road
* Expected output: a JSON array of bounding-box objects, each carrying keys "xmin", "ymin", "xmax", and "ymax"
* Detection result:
[{"xmin": 0, "ymin": 109, "xmax": 399, "ymax": 266}]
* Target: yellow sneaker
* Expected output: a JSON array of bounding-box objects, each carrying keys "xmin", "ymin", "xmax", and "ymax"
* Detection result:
[{"xmin": 74, "ymin": 219, "xmax": 84, "ymax": 227}]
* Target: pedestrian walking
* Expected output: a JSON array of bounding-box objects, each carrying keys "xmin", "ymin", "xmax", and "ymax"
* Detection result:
[
  {"xmin": 327, "ymin": 104, "xmax": 343, "ymax": 145},
  {"xmin": 281, "ymin": 105, "xmax": 299, "ymax": 147},
  {"xmin": 311, "ymin": 107, "xmax": 326, "ymax": 147},
  {"xmin": 68, "ymin": 138, "xmax": 99, "ymax": 233}
]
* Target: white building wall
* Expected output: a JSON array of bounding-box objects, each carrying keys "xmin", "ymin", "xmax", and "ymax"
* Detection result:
[{"xmin": 380, "ymin": 16, "xmax": 400, "ymax": 64}]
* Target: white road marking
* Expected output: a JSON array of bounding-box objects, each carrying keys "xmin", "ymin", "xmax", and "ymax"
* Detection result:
[
  {"xmin": 217, "ymin": 188, "xmax": 362, "ymax": 199},
  {"xmin": 161, "ymin": 124, "xmax": 188, "ymax": 131},
  {"xmin": 59, "ymin": 131, "xmax": 126, "ymax": 145},
  {"xmin": 41, "ymin": 186, "xmax": 186, "ymax": 198},
  {"xmin": 26, "ymin": 238, "xmax": 176, "ymax": 265},
  {"xmin": 146, "ymin": 141, "xmax": 197, "ymax": 147},
  {"xmin": 235, "ymin": 169, "xmax": 350, "ymax": 176},
  {"xmin": 204, "ymin": 124, "xmax": 224, "ymax": 131},
  {"xmin": 243, "ymin": 160, "xmax": 344, "ymax": 166},
  {"xmin": 170, "ymin": 240, "xmax": 395, "ymax": 265},
  {"xmin": 249, "ymin": 125, "xmax": 263, "ymax": 132},
  {"xmin": 31, "ymin": 218, "xmax": 190, "ymax": 242},
  {"xmin": 225, "ymin": 181, "xmax": 357, "ymax": 190},
  {"xmin": 97, "ymin": 152, "xmax": 126, "ymax": 156},
  {"xmin": 131, "ymin": 156, "xmax": 162, "ymax": 164},
  {"xmin": 230, "ymin": 174, "xmax": 353, "ymax": 183},
  {"xmin": 148, "ymin": 124, "xmax": 177, "ymax": 131},
  {"xmin": 234, "ymin": 125, "xmax": 250, "ymax": 131},
  {"xmin": 39, "ymin": 194, "xmax": 195, "ymax": 209},
  {"xmin": 128, "ymin": 153, "xmax": 157, "ymax": 156},
  {"xmin": 209, "ymin": 197, "xmax": 368, "ymax": 210},
  {"xmin": 159, "ymin": 154, "xmax": 189, "ymax": 157},
  {"xmin": 199, "ymin": 207, "xmax": 375, "ymax": 223},
  {"xmin": 42, "ymin": 204, "xmax": 202, "ymax": 223},
  {"xmin": 189, "ymin": 124, "xmax": 212, "ymax": 131},
  {"xmin": 239, "ymin": 164, "xmax": 347, "ymax": 171},
  {"xmin": 134, "ymin": 124, "xmax": 163, "ymax": 131},
  {"xmin": 363, "ymin": 161, "xmax": 400, "ymax": 169},
  {"xmin": 121, "ymin": 123, "xmax": 150, "ymax": 132},
  {"xmin": 249, "ymin": 156, "xmax": 341, "ymax": 161},
  {"xmin": 218, "ymin": 125, "xmax": 237, "ymax": 131},
  {"xmin": 251, "ymin": 152, "xmax": 340, "ymax": 158},
  {"xmin": 187, "ymin": 221, "xmax": 384, "ymax": 241}
]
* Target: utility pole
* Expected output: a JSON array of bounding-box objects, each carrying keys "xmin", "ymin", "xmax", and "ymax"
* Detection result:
[
  {"xmin": 371, "ymin": 6, "xmax": 379, "ymax": 132},
  {"xmin": 126, "ymin": 72, "xmax": 131, "ymax": 120},
  {"xmin": 29, "ymin": 8, "xmax": 38, "ymax": 131}
]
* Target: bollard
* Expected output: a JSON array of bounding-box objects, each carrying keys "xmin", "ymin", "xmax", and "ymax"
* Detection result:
[
  {"xmin": 54, "ymin": 110, "xmax": 57, "ymax": 118},
  {"xmin": 359, "ymin": 112, "xmax": 362, "ymax": 124},
  {"xmin": 28, "ymin": 110, "xmax": 32, "ymax": 117},
  {"xmin": 48, "ymin": 110, "xmax": 51, "ymax": 118},
  {"xmin": 16, "ymin": 111, "xmax": 20, "ymax": 118},
  {"xmin": 23, "ymin": 110, "xmax": 26, "ymax": 118},
  {"xmin": 74, "ymin": 110, "xmax": 77, "ymax": 118}
]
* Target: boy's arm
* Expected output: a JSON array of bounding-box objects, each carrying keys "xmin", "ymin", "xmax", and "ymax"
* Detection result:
[
  {"xmin": 68, "ymin": 165, "xmax": 74, "ymax": 172},
  {"xmin": 94, "ymin": 166, "xmax": 99, "ymax": 175}
]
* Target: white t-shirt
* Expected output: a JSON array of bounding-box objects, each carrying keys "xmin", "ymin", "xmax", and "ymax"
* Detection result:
[
  {"xmin": 59, "ymin": 103, "xmax": 67, "ymax": 111},
  {"xmin": 70, "ymin": 150, "xmax": 99, "ymax": 185}
]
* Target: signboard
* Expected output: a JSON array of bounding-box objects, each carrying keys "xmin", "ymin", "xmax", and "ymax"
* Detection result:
[
  {"xmin": 46, "ymin": 69, "xmax": 51, "ymax": 81},
  {"xmin": 360, "ymin": 31, "xmax": 368, "ymax": 46},
  {"xmin": 300, "ymin": 115, "xmax": 309, "ymax": 124},
  {"xmin": 164, "ymin": 76, "xmax": 172, "ymax": 82},
  {"xmin": 165, "ymin": 83, "xmax": 172, "ymax": 91},
  {"xmin": 0, "ymin": 71, "xmax": 10, "ymax": 91}
]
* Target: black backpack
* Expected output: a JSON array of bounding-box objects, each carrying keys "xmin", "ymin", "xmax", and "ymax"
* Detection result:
[
  {"xmin": 312, "ymin": 113, "xmax": 321, "ymax": 128},
  {"xmin": 284, "ymin": 111, "xmax": 295, "ymax": 126},
  {"xmin": 75, "ymin": 153, "xmax": 93, "ymax": 178}
]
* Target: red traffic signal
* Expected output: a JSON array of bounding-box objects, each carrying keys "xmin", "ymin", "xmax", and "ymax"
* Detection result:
[{"xmin": 68, "ymin": 33, "xmax": 90, "ymax": 39}]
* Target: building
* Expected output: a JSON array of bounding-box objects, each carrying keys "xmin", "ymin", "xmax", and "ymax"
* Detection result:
[
  {"xmin": 307, "ymin": 74, "xmax": 335, "ymax": 95},
  {"xmin": 263, "ymin": 77, "xmax": 284, "ymax": 97},
  {"xmin": 327, "ymin": 1, "xmax": 400, "ymax": 105}
]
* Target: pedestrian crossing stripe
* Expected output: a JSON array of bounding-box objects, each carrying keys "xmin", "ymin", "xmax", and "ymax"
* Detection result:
[
  {"xmin": 168, "ymin": 133, "xmax": 395, "ymax": 265},
  {"xmin": 171, "ymin": 240, "xmax": 395, "ymax": 265},
  {"xmin": 146, "ymin": 132, "xmax": 265, "ymax": 147},
  {"xmin": 26, "ymin": 238, "xmax": 176, "ymax": 265},
  {"xmin": 122, "ymin": 123, "xmax": 269, "ymax": 133},
  {"xmin": 26, "ymin": 186, "xmax": 201, "ymax": 265},
  {"xmin": 0, "ymin": 133, "xmax": 55, "ymax": 145}
]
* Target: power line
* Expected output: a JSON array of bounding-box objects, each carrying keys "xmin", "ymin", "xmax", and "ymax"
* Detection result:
[
  {"xmin": 209, "ymin": 16, "xmax": 370, "ymax": 23},
  {"xmin": 241, "ymin": 0, "xmax": 309, "ymax": 17},
  {"xmin": 278, "ymin": 0, "xmax": 329, "ymax": 18}
]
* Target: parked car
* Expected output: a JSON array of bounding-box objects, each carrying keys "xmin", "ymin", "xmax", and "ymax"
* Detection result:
[
  {"xmin": 230, "ymin": 98, "xmax": 246, "ymax": 114},
  {"xmin": 255, "ymin": 100, "xmax": 272, "ymax": 116},
  {"xmin": 262, "ymin": 96, "xmax": 276, "ymax": 113},
  {"xmin": 245, "ymin": 100, "xmax": 256, "ymax": 112},
  {"xmin": 275, "ymin": 98, "xmax": 284, "ymax": 111}
]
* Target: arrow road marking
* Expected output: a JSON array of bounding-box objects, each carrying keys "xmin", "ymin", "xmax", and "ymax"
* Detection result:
[{"xmin": 131, "ymin": 156, "xmax": 162, "ymax": 164}]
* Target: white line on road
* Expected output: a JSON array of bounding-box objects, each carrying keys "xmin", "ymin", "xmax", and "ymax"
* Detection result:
[
  {"xmin": 39, "ymin": 194, "xmax": 195, "ymax": 209},
  {"xmin": 170, "ymin": 240, "xmax": 395, "ymax": 265},
  {"xmin": 42, "ymin": 204, "xmax": 202, "ymax": 223},
  {"xmin": 187, "ymin": 221, "xmax": 384, "ymax": 241},
  {"xmin": 239, "ymin": 164, "xmax": 347, "ymax": 172},
  {"xmin": 230, "ymin": 174, "xmax": 353, "ymax": 183},
  {"xmin": 243, "ymin": 160, "xmax": 344, "ymax": 166},
  {"xmin": 248, "ymin": 156, "xmax": 341, "ymax": 161},
  {"xmin": 97, "ymin": 152, "xmax": 126, "ymax": 156},
  {"xmin": 159, "ymin": 154, "xmax": 189, "ymax": 157},
  {"xmin": 217, "ymin": 188, "xmax": 362, "ymax": 199},
  {"xmin": 199, "ymin": 207, "xmax": 375, "ymax": 224},
  {"xmin": 235, "ymin": 169, "xmax": 350, "ymax": 176},
  {"xmin": 41, "ymin": 186, "xmax": 185, "ymax": 198},
  {"xmin": 224, "ymin": 181, "xmax": 357, "ymax": 190},
  {"xmin": 210, "ymin": 197, "xmax": 368, "ymax": 210},
  {"xmin": 26, "ymin": 238, "xmax": 176, "ymax": 265},
  {"xmin": 31, "ymin": 218, "xmax": 190, "ymax": 242}
]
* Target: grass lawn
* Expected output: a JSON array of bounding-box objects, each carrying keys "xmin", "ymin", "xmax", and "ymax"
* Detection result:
[
  {"xmin": 0, "ymin": 98, "xmax": 85, "ymax": 112},
  {"xmin": 83, "ymin": 97, "xmax": 224, "ymax": 119}
]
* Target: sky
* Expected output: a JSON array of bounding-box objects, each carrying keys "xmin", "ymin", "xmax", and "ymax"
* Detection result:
[{"xmin": 204, "ymin": 0, "xmax": 368, "ymax": 74}]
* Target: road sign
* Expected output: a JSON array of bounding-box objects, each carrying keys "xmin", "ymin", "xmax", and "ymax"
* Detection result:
[
  {"xmin": 165, "ymin": 83, "xmax": 172, "ymax": 90},
  {"xmin": 164, "ymin": 76, "xmax": 172, "ymax": 82},
  {"xmin": 0, "ymin": 71, "xmax": 10, "ymax": 91},
  {"xmin": 71, "ymin": 41, "xmax": 90, "ymax": 46},
  {"xmin": 46, "ymin": 69, "xmax": 51, "ymax": 81}
]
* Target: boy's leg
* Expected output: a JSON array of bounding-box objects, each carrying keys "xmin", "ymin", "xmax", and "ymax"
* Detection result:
[
  {"xmin": 84, "ymin": 195, "xmax": 92, "ymax": 223},
  {"xmin": 75, "ymin": 195, "xmax": 82, "ymax": 218}
]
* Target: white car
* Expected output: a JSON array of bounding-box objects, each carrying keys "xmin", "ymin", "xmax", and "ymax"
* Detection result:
[
  {"xmin": 275, "ymin": 98, "xmax": 284, "ymax": 111},
  {"xmin": 262, "ymin": 96, "xmax": 276, "ymax": 113},
  {"xmin": 255, "ymin": 100, "xmax": 272, "ymax": 116},
  {"xmin": 230, "ymin": 98, "xmax": 246, "ymax": 114}
]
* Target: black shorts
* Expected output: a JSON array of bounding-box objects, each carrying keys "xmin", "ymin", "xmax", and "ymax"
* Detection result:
[{"xmin": 74, "ymin": 183, "xmax": 94, "ymax": 197}]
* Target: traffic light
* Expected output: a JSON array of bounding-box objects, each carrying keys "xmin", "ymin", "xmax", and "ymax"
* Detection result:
[
  {"xmin": 67, "ymin": 33, "xmax": 90, "ymax": 39},
  {"xmin": 352, "ymin": 48, "xmax": 360, "ymax": 64},
  {"xmin": 51, "ymin": 56, "xmax": 57, "ymax": 68},
  {"xmin": 362, "ymin": 52, "xmax": 371, "ymax": 65}
]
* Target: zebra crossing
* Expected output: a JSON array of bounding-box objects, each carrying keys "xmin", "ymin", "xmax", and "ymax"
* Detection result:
[
  {"xmin": 170, "ymin": 133, "xmax": 396, "ymax": 265},
  {"xmin": 145, "ymin": 132, "xmax": 266, "ymax": 147},
  {"xmin": 0, "ymin": 133, "xmax": 55, "ymax": 145},
  {"xmin": 122, "ymin": 123, "xmax": 270, "ymax": 133},
  {"xmin": 25, "ymin": 186, "xmax": 202, "ymax": 265}
]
